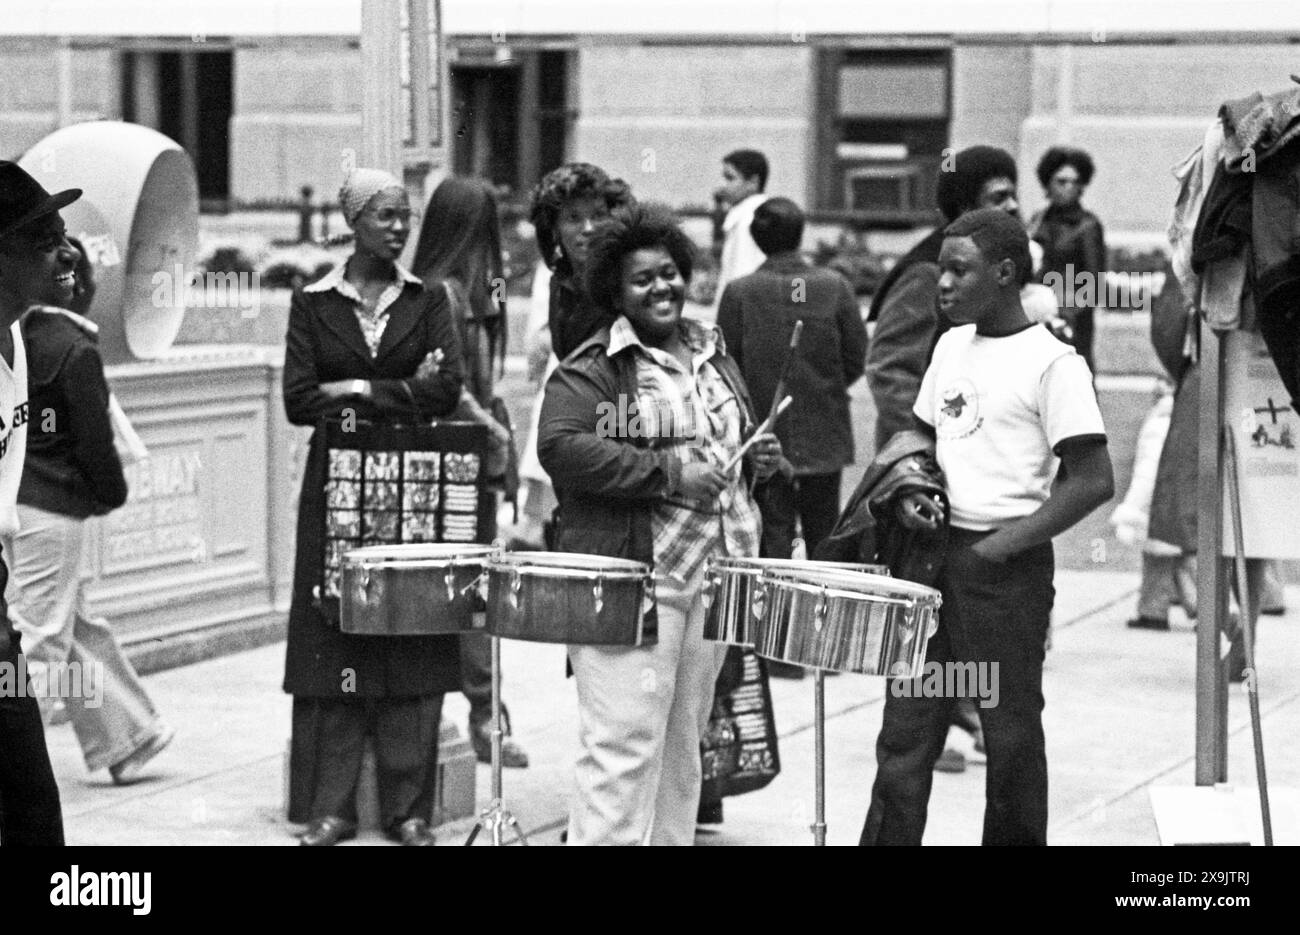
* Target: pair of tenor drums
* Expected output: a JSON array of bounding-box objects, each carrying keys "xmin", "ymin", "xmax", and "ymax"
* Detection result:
[
  {"xmin": 702, "ymin": 556, "xmax": 941, "ymax": 678},
  {"xmin": 338, "ymin": 545, "xmax": 651, "ymax": 646}
]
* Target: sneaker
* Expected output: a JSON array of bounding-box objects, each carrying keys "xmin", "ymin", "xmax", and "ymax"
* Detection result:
[
  {"xmin": 1127, "ymin": 616, "xmax": 1171, "ymax": 631},
  {"xmin": 109, "ymin": 723, "xmax": 175, "ymax": 786},
  {"xmin": 934, "ymin": 748, "xmax": 967, "ymax": 773}
]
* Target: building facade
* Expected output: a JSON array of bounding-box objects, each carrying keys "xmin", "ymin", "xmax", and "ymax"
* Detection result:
[{"xmin": 4, "ymin": 2, "xmax": 1300, "ymax": 233}]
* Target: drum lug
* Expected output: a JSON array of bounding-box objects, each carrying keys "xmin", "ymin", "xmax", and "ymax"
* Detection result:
[
  {"xmin": 593, "ymin": 576, "xmax": 604, "ymax": 615},
  {"xmin": 752, "ymin": 579, "xmax": 766, "ymax": 623},
  {"xmin": 444, "ymin": 565, "xmax": 456, "ymax": 603},
  {"xmin": 814, "ymin": 587, "xmax": 828, "ymax": 632},
  {"xmin": 509, "ymin": 566, "xmax": 522, "ymax": 609},
  {"xmin": 701, "ymin": 572, "xmax": 716, "ymax": 612},
  {"xmin": 641, "ymin": 575, "xmax": 656, "ymax": 619}
]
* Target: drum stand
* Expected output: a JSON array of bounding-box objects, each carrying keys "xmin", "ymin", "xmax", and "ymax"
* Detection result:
[
  {"xmin": 812, "ymin": 668, "xmax": 828, "ymax": 846},
  {"xmin": 464, "ymin": 633, "xmax": 529, "ymax": 846}
]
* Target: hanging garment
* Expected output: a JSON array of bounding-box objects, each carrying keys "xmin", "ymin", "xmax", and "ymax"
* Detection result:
[
  {"xmin": 1251, "ymin": 139, "xmax": 1300, "ymax": 411},
  {"xmin": 1170, "ymin": 122, "xmax": 1228, "ymax": 299},
  {"xmin": 1220, "ymin": 81, "xmax": 1300, "ymax": 168}
]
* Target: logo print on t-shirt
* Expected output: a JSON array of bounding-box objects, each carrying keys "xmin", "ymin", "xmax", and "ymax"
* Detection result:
[
  {"xmin": 937, "ymin": 378, "xmax": 983, "ymax": 440},
  {"xmin": 940, "ymin": 392, "xmax": 969, "ymax": 419}
]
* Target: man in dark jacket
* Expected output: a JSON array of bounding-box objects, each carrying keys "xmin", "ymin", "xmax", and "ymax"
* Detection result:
[
  {"xmin": 718, "ymin": 197, "xmax": 868, "ymax": 562},
  {"xmin": 865, "ymin": 146, "xmax": 1021, "ymax": 451}
]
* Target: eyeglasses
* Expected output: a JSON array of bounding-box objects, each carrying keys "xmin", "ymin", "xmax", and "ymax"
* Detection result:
[{"xmin": 368, "ymin": 207, "xmax": 419, "ymax": 226}]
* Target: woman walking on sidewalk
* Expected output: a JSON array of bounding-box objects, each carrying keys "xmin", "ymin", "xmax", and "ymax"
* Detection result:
[{"xmin": 5, "ymin": 236, "xmax": 174, "ymax": 786}]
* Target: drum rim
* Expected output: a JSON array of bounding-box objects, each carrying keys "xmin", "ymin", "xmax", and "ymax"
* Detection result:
[
  {"xmin": 342, "ymin": 543, "xmax": 498, "ymax": 565},
  {"xmin": 489, "ymin": 551, "xmax": 650, "ymax": 577},
  {"xmin": 759, "ymin": 566, "xmax": 940, "ymax": 599},
  {"xmin": 707, "ymin": 556, "xmax": 889, "ymax": 575}
]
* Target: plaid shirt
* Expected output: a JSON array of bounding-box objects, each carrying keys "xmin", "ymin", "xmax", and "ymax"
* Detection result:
[
  {"xmin": 609, "ymin": 315, "xmax": 763, "ymax": 584},
  {"xmin": 304, "ymin": 261, "xmax": 423, "ymax": 357}
]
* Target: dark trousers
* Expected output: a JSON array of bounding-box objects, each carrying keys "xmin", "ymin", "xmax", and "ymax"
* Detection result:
[
  {"xmin": 460, "ymin": 503, "xmax": 499, "ymax": 727},
  {"xmin": 460, "ymin": 632, "xmax": 493, "ymax": 727},
  {"xmin": 0, "ymin": 628, "xmax": 65, "ymax": 846},
  {"xmin": 1073, "ymin": 308, "xmax": 1096, "ymax": 376},
  {"xmin": 289, "ymin": 694, "xmax": 443, "ymax": 834},
  {"xmin": 758, "ymin": 471, "xmax": 842, "ymax": 558},
  {"xmin": 860, "ymin": 527, "xmax": 1055, "ymax": 846}
]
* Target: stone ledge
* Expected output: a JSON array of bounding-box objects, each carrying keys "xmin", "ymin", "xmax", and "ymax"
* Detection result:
[{"xmin": 123, "ymin": 612, "xmax": 287, "ymax": 677}]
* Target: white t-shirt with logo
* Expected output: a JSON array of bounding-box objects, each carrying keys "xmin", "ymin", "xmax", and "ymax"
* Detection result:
[
  {"xmin": 914, "ymin": 322, "xmax": 1105, "ymax": 531},
  {"xmin": 0, "ymin": 321, "xmax": 30, "ymax": 537}
]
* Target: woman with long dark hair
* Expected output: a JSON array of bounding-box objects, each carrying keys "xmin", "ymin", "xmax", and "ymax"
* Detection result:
[
  {"xmin": 410, "ymin": 176, "xmax": 529, "ymax": 768},
  {"xmin": 283, "ymin": 167, "xmax": 463, "ymax": 846}
]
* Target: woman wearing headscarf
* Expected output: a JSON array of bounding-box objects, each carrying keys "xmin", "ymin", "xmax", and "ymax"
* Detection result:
[
  {"xmin": 538, "ymin": 203, "xmax": 781, "ymax": 845},
  {"xmin": 410, "ymin": 176, "xmax": 529, "ymax": 769},
  {"xmin": 283, "ymin": 168, "xmax": 463, "ymax": 846},
  {"xmin": 1030, "ymin": 146, "xmax": 1107, "ymax": 373}
]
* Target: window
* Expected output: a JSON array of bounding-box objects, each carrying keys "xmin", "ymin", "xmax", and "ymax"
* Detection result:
[{"xmin": 814, "ymin": 49, "xmax": 951, "ymax": 225}]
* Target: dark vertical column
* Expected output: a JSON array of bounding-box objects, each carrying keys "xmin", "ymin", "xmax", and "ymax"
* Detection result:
[{"xmin": 516, "ymin": 51, "xmax": 540, "ymax": 194}]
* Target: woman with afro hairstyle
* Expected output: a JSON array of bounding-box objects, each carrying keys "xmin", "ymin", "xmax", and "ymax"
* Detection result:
[
  {"xmin": 1030, "ymin": 146, "xmax": 1107, "ymax": 373},
  {"xmin": 537, "ymin": 203, "xmax": 782, "ymax": 845}
]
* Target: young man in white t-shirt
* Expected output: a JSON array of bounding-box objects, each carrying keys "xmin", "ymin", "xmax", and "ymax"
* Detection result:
[
  {"xmin": 0, "ymin": 160, "xmax": 79, "ymax": 845},
  {"xmin": 860, "ymin": 207, "xmax": 1114, "ymax": 846}
]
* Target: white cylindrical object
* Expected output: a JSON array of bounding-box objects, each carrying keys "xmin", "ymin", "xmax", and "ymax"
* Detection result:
[{"xmin": 20, "ymin": 120, "xmax": 199, "ymax": 365}]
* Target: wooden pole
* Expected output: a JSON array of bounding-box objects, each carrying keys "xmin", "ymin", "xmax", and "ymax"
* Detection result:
[{"xmin": 1194, "ymin": 324, "xmax": 1228, "ymax": 784}]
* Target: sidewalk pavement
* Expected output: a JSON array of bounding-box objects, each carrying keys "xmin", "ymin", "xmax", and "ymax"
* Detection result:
[{"xmin": 45, "ymin": 572, "xmax": 1300, "ymax": 846}]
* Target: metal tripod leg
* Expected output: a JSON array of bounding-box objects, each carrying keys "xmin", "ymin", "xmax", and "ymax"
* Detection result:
[
  {"xmin": 464, "ymin": 634, "xmax": 529, "ymax": 845},
  {"xmin": 812, "ymin": 668, "xmax": 827, "ymax": 846},
  {"xmin": 1223, "ymin": 425, "xmax": 1273, "ymax": 846}
]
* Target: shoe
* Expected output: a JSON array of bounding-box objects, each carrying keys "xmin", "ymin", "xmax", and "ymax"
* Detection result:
[
  {"xmin": 393, "ymin": 817, "xmax": 437, "ymax": 846},
  {"xmin": 766, "ymin": 660, "xmax": 806, "ymax": 680},
  {"xmin": 1127, "ymin": 616, "xmax": 1171, "ymax": 631},
  {"xmin": 299, "ymin": 816, "xmax": 357, "ymax": 846},
  {"xmin": 469, "ymin": 709, "xmax": 530, "ymax": 768},
  {"xmin": 697, "ymin": 800, "xmax": 724, "ymax": 825},
  {"xmin": 108, "ymin": 724, "xmax": 175, "ymax": 785},
  {"xmin": 934, "ymin": 748, "xmax": 967, "ymax": 773}
]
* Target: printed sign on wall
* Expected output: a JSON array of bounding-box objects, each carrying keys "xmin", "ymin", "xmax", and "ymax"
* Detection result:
[{"xmin": 1222, "ymin": 330, "xmax": 1300, "ymax": 559}]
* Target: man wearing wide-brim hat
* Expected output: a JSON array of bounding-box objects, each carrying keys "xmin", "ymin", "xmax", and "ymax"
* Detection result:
[{"xmin": 0, "ymin": 159, "xmax": 80, "ymax": 845}]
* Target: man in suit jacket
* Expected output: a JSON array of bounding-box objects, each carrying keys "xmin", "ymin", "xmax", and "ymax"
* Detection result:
[{"xmin": 717, "ymin": 197, "xmax": 868, "ymax": 568}]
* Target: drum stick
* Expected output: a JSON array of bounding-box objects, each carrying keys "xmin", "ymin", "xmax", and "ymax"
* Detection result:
[
  {"xmin": 724, "ymin": 396, "xmax": 791, "ymax": 473},
  {"xmin": 744, "ymin": 321, "xmax": 801, "ymax": 494},
  {"xmin": 765, "ymin": 320, "xmax": 803, "ymax": 427}
]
